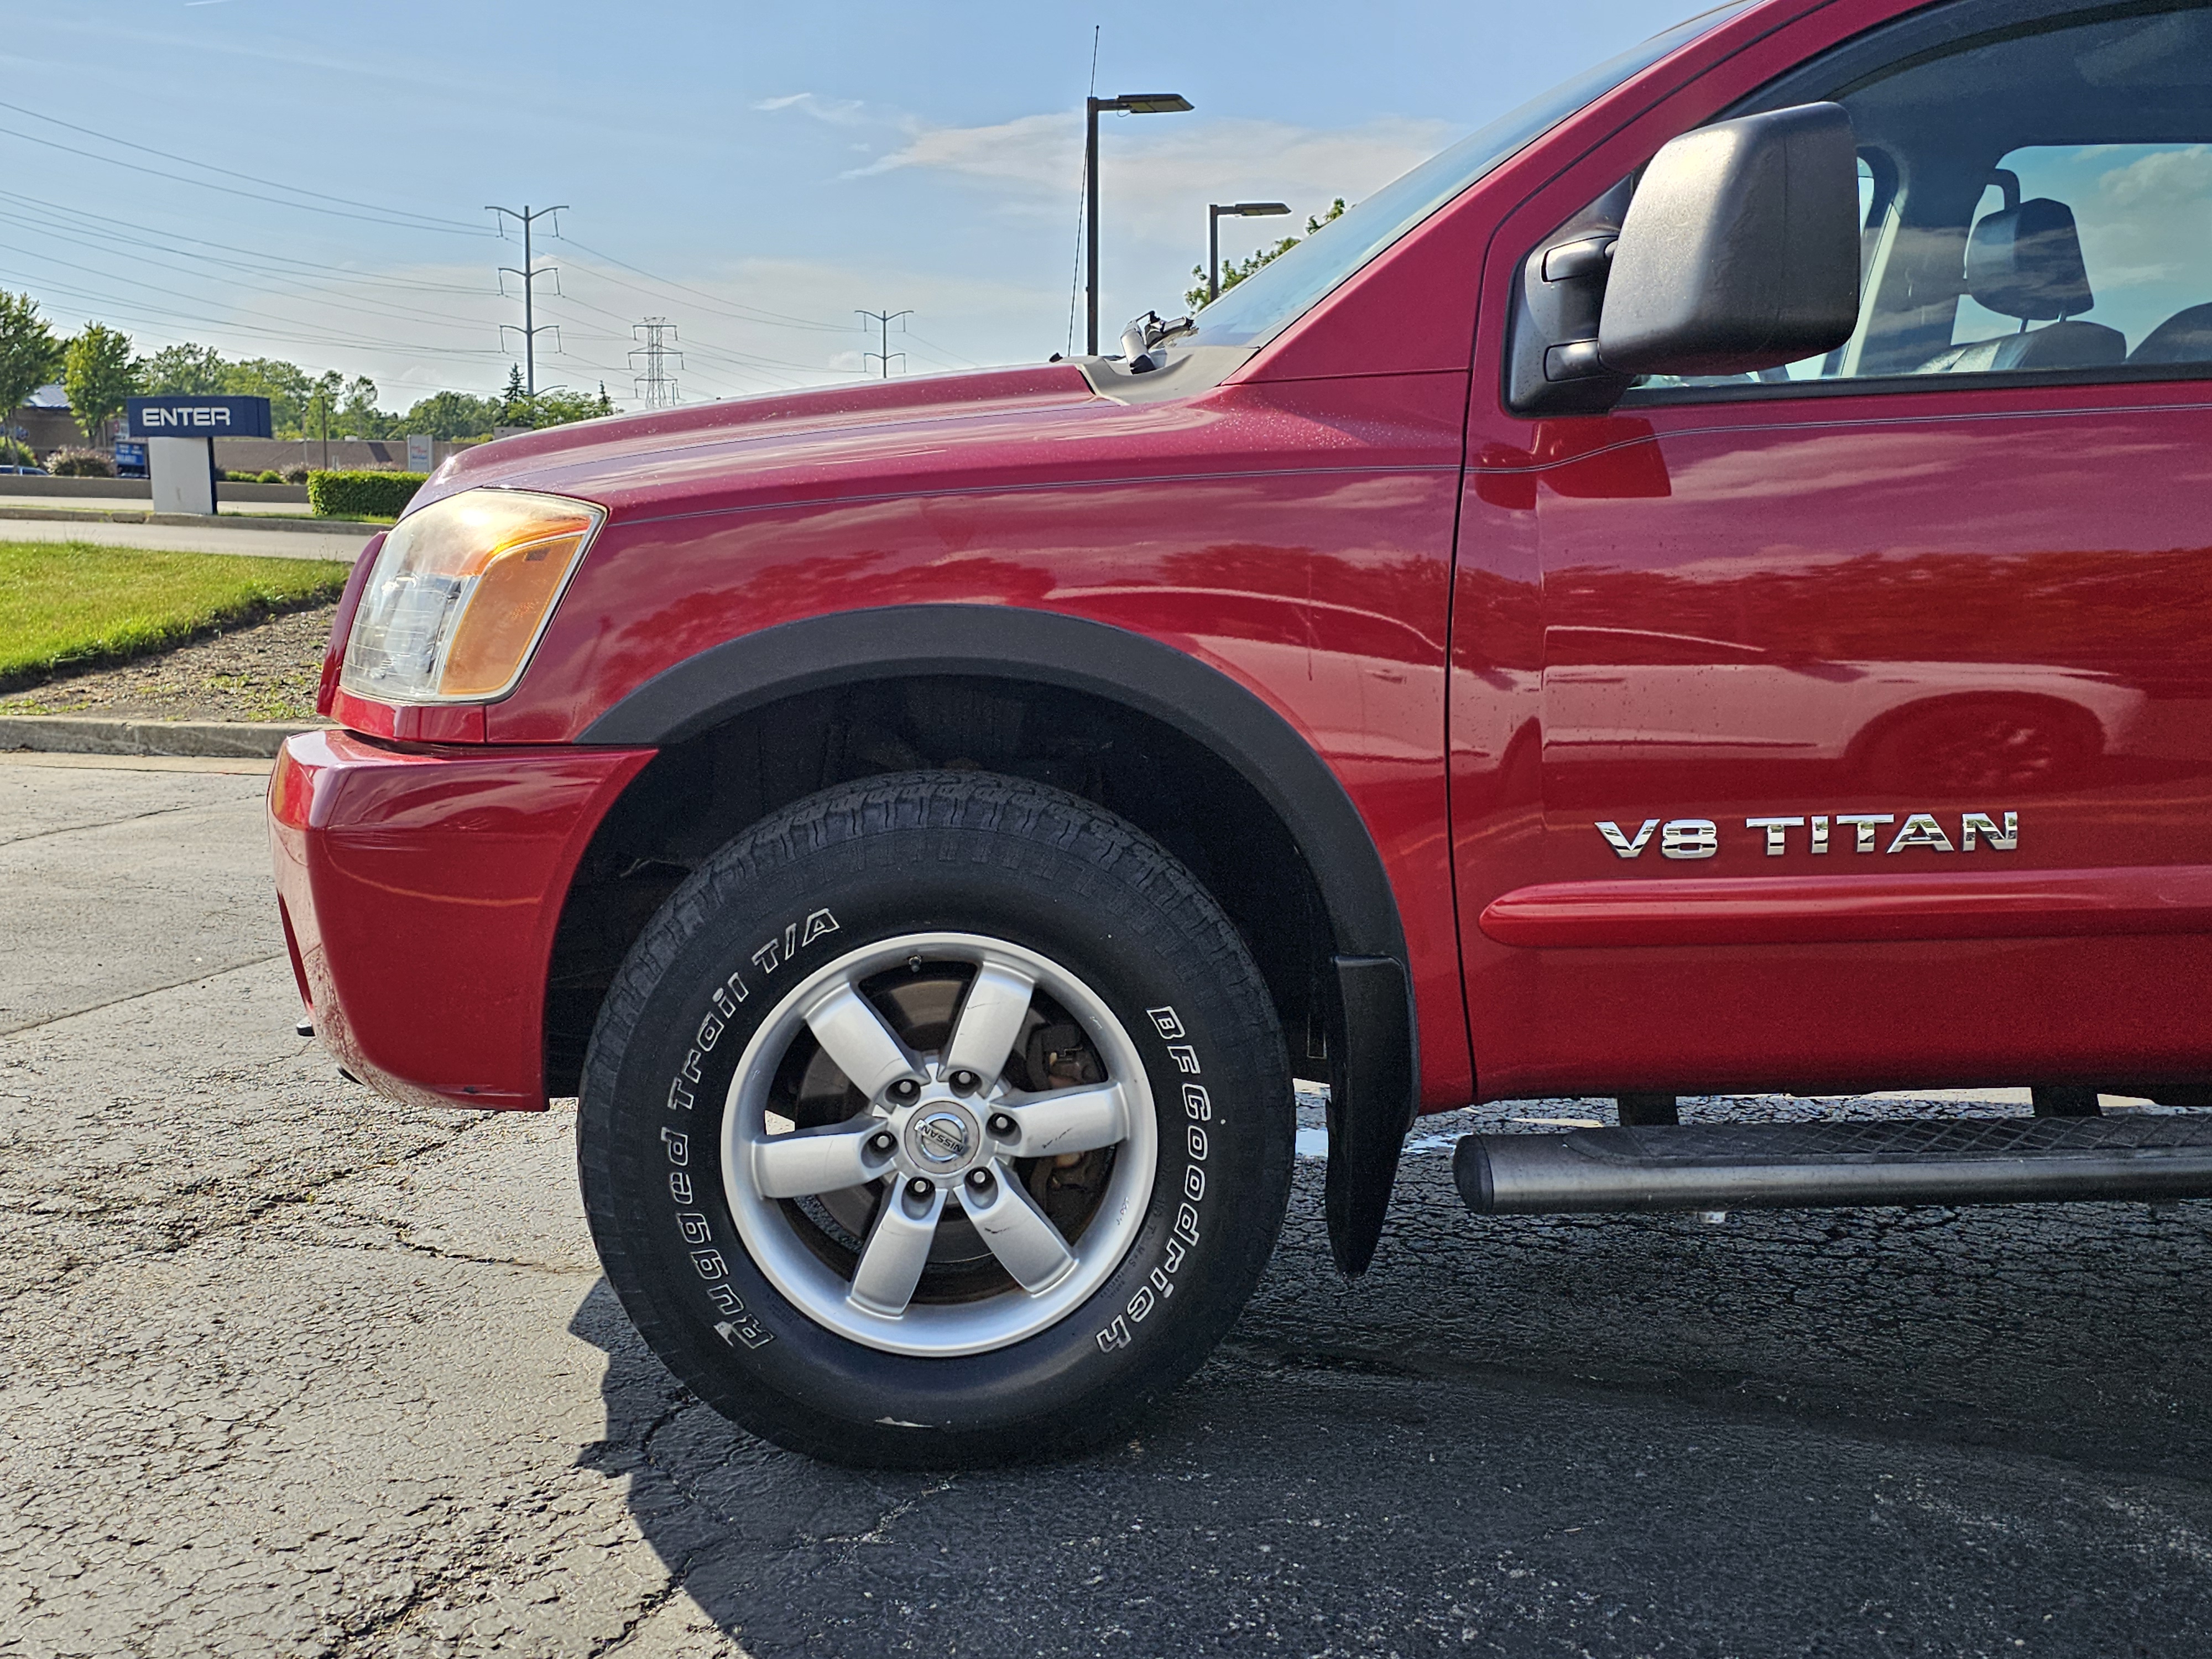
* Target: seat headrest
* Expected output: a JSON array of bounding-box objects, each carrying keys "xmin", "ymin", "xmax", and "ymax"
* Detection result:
[{"xmin": 1966, "ymin": 198, "xmax": 2094, "ymax": 321}]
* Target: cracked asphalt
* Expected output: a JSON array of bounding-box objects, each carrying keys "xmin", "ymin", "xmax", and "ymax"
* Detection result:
[{"xmin": 4, "ymin": 751, "xmax": 2210, "ymax": 1657}]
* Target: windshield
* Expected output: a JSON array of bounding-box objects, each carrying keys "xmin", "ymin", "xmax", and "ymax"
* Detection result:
[{"xmin": 1189, "ymin": 4, "xmax": 1755, "ymax": 348}]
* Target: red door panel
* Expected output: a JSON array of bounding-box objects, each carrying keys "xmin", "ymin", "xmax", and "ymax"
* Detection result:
[{"xmin": 1457, "ymin": 384, "xmax": 2212, "ymax": 1095}]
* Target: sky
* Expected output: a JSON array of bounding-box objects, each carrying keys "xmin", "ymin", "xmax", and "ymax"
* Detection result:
[{"xmin": 3, "ymin": 0, "xmax": 1691, "ymax": 414}]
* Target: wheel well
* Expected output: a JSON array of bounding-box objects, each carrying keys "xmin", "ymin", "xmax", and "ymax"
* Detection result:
[{"xmin": 544, "ymin": 674, "xmax": 1336, "ymax": 1095}]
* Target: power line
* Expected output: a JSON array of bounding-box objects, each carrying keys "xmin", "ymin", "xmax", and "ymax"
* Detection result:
[
  {"xmin": 0, "ymin": 263, "xmax": 507, "ymax": 365},
  {"xmin": 904, "ymin": 328, "xmax": 979, "ymax": 370},
  {"xmin": 0, "ymin": 96, "xmax": 488, "ymax": 233},
  {"xmin": 857, "ymin": 308, "xmax": 910, "ymax": 378},
  {"xmin": 0, "ymin": 190, "xmax": 492, "ymax": 294},
  {"xmin": 630, "ymin": 317, "xmax": 682, "ymax": 407},
  {"xmin": 0, "ymin": 120, "xmax": 491, "ymax": 236},
  {"xmin": 547, "ymin": 231, "xmax": 853, "ymax": 333},
  {"xmin": 488, "ymin": 204, "xmax": 566, "ymax": 396},
  {"xmin": 0, "ymin": 229, "xmax": 488, "ymax": 338}
]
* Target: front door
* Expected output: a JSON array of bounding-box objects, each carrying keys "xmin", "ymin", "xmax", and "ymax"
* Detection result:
[{"xmin": 1456, "ymin": 0, "xmax": 2212, "ymax": 1097}]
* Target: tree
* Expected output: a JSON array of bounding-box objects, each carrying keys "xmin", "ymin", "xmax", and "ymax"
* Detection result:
[
  {"xmin": 1185, "ymin": 198, "xmax": 1348, "ymax": 311},
  {"xmin": 339, "ymin": 375, "xmax": 389, "ymax": 439},
  {"xmin": 223, "ymin": 357, "xmax": 317, "ymax": 437},
  {"xmin": 499, "ymin": 363, "xmax": 532, "ymax": 429},
  {"xmin": 139, "ymin": 342, "xmax": 228, "ymax": 395},
  {"xmin": 400, "ymin": 390, "xmax": 502, "ymax": 441},
  {"xmin": 0, "ymin": 289, "xmax": 60, "ymax": 418},
  {"xmin": 529, "ymin": 387, "xmax": 615, "ymax": 426},
  {"xmin": 61, "ymin": 322, "xmax": 137, "ymax": 442}
]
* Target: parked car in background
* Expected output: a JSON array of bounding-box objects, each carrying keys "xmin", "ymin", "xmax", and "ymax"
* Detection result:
[{"xmin": 270, "ymin": 0, "xmax": 2212, "ymax": 1467}]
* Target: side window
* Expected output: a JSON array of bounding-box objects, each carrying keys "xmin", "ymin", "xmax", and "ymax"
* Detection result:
[{"xmin": 1630, "ymin": 0, "xmax": 2212, "ymax": 395}]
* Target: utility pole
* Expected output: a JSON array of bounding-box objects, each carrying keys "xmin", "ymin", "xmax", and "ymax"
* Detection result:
[
  {"xmin": 856, "ymin": 308, "xmax": 911, "ymax": 378},
  {"xmin": 1083, "ymin": 93, "xmax": 1192, "ymax": 354},
  {"xmin": 629, "ymin": 317, "xmax": 682, "ymax": 408},
  {"xmin": 486, "ymin": 202, "xmax": 568, "ymax": 397}
]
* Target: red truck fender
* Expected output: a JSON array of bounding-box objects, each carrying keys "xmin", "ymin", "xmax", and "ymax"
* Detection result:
[{"xmin": 577, "ymin": 601, "xmax": 1420, "ymax": 1271}]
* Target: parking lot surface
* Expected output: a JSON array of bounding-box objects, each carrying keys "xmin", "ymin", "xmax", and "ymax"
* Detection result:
[{"xmin": 3, "ymin": 752, "xmax": 2209, "ymax": 1657}]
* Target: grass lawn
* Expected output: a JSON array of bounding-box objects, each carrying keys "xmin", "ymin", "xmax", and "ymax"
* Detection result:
[{"xmin": 0, "ymin": 540, "xmax": 352, "ymax": 690}]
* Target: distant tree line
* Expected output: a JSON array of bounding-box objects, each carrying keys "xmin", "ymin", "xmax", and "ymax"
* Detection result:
[{"xmin": 0, "ymin": 288, "xmax": 617, "ymax": 449}]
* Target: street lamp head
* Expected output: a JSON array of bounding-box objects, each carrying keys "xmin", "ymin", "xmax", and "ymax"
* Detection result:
[
  {"xmin": 1218, "ymin": 202, "xmax": 1291, "ymax": 218},
  {"xmin": 1102, "ymin": 92, "xmax": 1193, "ymax": 114}
]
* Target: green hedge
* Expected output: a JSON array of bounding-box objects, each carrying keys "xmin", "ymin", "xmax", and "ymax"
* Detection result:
[{"xmin": 307, "ymin": 469, "xmax": 427, "ymax": 520}]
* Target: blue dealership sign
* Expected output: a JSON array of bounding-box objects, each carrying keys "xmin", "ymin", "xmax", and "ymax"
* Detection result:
[{"xmin": 126, "ymin": 395, "xmax": 273, "ymax": 439}]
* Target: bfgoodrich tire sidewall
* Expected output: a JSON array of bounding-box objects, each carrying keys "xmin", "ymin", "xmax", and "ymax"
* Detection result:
[{"xmin": 579, "ymin": 776, "xmax": 1291, "ymax": 1464}]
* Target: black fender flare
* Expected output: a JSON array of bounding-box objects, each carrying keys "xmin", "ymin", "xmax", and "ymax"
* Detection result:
[{"xmin": 580, "ymin": 603, "xmax": 1418, "ymax": 1272}]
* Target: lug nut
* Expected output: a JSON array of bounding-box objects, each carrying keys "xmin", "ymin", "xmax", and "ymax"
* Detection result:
[
  {"xmin": 950, "ymin": 1070, "xmax": 979, "ymax": 1094},
  {"xmin": 869, "ymin": 1131, "xmax": 896, "ymax": 1154},
  {"xmin": 988, "ymin": 1113, "xmax": 1016, "ymax": 1136},
  {"xmin": 908, "ymin": 1178, "xmax": 932, "ymax": 1200},
  {"xmin": 889, "ymin": 1078, "xmax": 920, "ymax": 1102},
  {"xmin": 967, "ymin": 1168, "xmax": 993, "ymax": 1189}
]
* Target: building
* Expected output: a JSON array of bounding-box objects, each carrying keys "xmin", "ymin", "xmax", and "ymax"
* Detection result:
[{"xmin": 11, "ymin": 384, "xmax": 88, "ymax": 456}]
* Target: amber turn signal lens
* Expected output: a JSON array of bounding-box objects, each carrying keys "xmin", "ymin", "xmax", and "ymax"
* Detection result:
[{"xmin": 438, "ymin": 528, "xmax": 592, "ymax": 696}]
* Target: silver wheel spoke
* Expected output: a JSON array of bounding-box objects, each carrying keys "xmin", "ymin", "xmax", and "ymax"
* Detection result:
[
  {"xmin": 721, "ymin": 930, "xmax": 1159, "ymax": 1358},
  {"xmin": 803, "ymin": 982, "xmax": 915, "ymax": 1099},
  {"xmin": 848, "ymin": 1186, "xmax": 943, "ymax": 1317},
  {"xmin": 943, "ymin": 962, "xmax": 1036, "ymax": 1086},
  {"xmin": 749, "ymin": 1120, "xmax": 886, "ymax": 1200},
  {"xmin": 996, "ymin": 1083, "xmax": 1131, "ymax": 1160},
  {"xmin": 959, "ymin": 1166, "xmax": 1077, "ymax": 1293}
]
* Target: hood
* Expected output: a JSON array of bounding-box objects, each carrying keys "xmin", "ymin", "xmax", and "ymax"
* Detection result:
[{"xmin": 413, "ymin": 363, "xmax": 1107, "ymax": 521}]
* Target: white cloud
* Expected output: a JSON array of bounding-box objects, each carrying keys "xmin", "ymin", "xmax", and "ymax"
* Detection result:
[
  {"xmin": 2096, "ymin": 143, "xmax": 2212, "ymax": 208},
  {"xmin": 755, "ymin": 92, "xmax": 872, "ymax": 127},
  {"xmin": 850, "ymin": 110, "xmax": 1461, "ymax": 244},
  {"xmin": 847, "ymin": 112, "xmax": 1071, "ymax": 185}
]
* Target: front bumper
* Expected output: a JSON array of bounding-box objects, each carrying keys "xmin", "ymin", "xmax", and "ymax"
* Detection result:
[{"xmin": 267, "ymin": 730, "xmax": 654, "ymax": 1110}]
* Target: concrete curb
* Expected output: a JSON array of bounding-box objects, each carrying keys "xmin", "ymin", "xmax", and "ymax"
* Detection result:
[
  {"xmin": 0, "ymin": 504, "xmax": 384, "ymax": 538},
  {"xmin": 0, "ymin": 715, "xmax": 325, "ymax": 758}
]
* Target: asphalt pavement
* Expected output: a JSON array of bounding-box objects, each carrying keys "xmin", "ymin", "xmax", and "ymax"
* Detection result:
[{"xmin": 3, "ymin": 750, "xmax": 2210, "ymax": 1657}]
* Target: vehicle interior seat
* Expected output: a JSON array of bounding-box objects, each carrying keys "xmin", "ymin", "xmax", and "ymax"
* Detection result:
[
  {"xmin": 1916, "ymin": 197, "xmax": 2127, "ymax": 373},
  {"xmin": 2128, "ymin": 302, "xmax": 2212, "ymax": 364}
]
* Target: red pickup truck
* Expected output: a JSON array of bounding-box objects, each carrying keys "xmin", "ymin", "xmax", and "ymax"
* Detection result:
[{"xmin": 269, "ymin": 0, "xmax": 2212, "ymax": 1466}]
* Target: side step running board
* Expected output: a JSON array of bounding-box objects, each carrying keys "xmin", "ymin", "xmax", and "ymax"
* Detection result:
[{"xmin": 1455, "ymin": 1116, "xmax": 2212, "ymax": 1215}]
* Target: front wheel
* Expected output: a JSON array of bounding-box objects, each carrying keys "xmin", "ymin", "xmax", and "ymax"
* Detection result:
[{"xmin": 578, "ymin": 772, "xmax": 1293, "ymax": 1468}]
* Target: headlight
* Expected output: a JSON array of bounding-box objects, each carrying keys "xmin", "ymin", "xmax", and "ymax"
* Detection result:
[{"xmin": 340, "ymin": 488, "xmax": 603, "ymax": 703}]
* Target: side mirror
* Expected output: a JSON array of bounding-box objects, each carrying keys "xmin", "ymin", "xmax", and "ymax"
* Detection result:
[{"xmin": 1599, "ymin": 102, "xmax": 1860, "ymax": 377}]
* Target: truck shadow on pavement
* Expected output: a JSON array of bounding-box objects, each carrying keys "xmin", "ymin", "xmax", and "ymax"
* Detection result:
[{"xmin": 568, "ymin": 1131, "xmax": 2212, "ymax": 1657}]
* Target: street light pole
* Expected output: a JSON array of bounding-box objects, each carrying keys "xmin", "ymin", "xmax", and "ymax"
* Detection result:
[
  {"xmin": 1207, "ymin": 201, "xmax": 1291, "ymax": 302},
  {"xmin": 1084, "ymin": 92, "xmax": 1193, "ymax": 355}
]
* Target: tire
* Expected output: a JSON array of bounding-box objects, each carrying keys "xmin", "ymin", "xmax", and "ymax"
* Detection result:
[{"xmin": 577, "ymin": 770, "xmax": 1293, "ymax": 1468}]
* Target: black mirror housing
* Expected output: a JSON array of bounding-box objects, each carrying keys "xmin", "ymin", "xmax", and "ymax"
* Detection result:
[{"xmin": 1598, "ymin": 102, "xmax": 1860, "ymax": 378}]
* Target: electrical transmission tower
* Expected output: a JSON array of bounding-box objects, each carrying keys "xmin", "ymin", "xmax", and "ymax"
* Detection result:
[
  {"xmin": 857, "ymin": 307, "xmax": 911, "ymax": 378},
  {"xmin": 486, "ymin": 202, "xmax": 567, "ymax": 396},
  {"xmin": 630, "ymin": 318, "xmax": 683, "ymax": 408}
]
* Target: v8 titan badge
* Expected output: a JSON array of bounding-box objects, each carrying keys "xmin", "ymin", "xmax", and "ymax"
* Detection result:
[{"xmin": 1596, "ymin": 810, "xmax": 2019, "ymax": 860}]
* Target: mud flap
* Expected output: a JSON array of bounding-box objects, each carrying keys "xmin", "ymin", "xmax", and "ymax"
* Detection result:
[{"xmin": 1323, "ymin": 954, "xmax": 1418, "ymax": 1276}]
